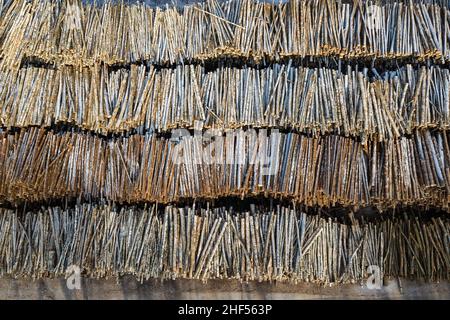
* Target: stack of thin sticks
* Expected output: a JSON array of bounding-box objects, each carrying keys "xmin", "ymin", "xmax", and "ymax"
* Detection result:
[
  {"xmin": 0, "ymin": 128, "xmax": 447, "ymax": 209},
  {"xmin": 0, "ymin": 0, "xmax": 448, "ymax": 284},
  {"xmin": 1, "ymin": 0, "xmax": 450, "ymax": 69},
  {"xmin": 0, "ymin": 204, "xmax": 447, "ymax": 283},
  {"xmin": 0, "ymin": 63, "xmax": 449, "ymax": 140}
]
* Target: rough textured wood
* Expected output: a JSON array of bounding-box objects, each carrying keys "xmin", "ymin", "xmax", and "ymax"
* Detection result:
[{"xmin": 0, "ymin": 277, "xmax": 448, "ymax": 300}]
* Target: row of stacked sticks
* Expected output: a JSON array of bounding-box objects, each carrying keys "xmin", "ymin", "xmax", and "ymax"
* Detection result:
[
  {"xmin": 1, "ymin": 63, "xmax": 450, "ymax": 140},
  {"xmin": 1, "ymin": 0, "xmax": 450, "ymax": 68},
  {"xmin": 0, "ymin": 0, "xmax": 448, "ymax": 284},
  {"xmin": 0, "ymin": 204, "xmax": 448, "ymax": 282},
  {"xmin": 0, "ymin": 127, "xmax": 448, "ymax": 208}
]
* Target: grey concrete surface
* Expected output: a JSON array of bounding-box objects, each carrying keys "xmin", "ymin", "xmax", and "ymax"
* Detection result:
[{"xmin": 0, "ymin": 277, "xmax": 449, "ymax": 299}]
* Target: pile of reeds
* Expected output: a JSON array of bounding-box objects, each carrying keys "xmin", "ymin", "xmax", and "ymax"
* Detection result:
[
  {"xmin": 0, "ymin": 128, "xmax": 447, "ymax": 209},
  {"xmin": 1, "ymin": 63, "xmax": 449, "ymax": 140},
  {"xmin": 0, "ymin": 203, "xmax": 448, "ymax": 283},
  {"xmin": 1, "ymin": 0, "xmax": 450, "ymax": 69},
  {"xmin": 0, "ymin": 0, "xmax": 448, "ymax": 284}
]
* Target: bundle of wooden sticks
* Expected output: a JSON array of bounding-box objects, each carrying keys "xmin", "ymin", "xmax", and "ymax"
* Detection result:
[
  {"xmin": 0, "ymin": 0, "xmax": 448, "ymax": 284},
  {"xmin": 1, "ymin": 63, "xmax": 449, "ymax": 140},
  {"xmin": 0, "ymin": 128, "xmax": 448, "ymax": 209},
  {"xmin": 1, "ymin": 0, "xmax": 450, "ymax": 69},
  {"xmin": 0, "ymin": 203, "xmax": 447, "ymax": 283}
]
